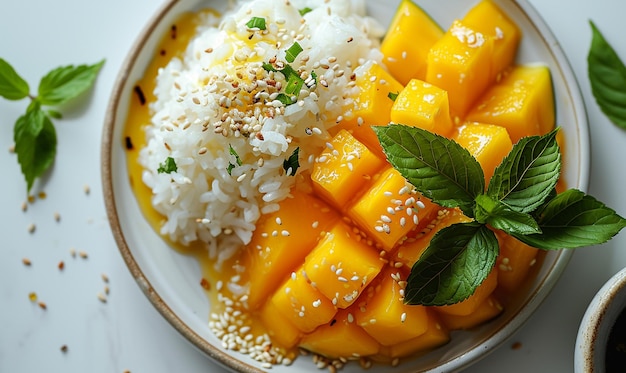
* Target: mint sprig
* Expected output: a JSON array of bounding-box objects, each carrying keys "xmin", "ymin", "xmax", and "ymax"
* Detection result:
[
  {"xmin": 0, "ymin": 58, "xmax": 104, "ymax": 192},
  {"xmin": 375, "ymin": 124, "xmax": 626, "ymax": 306},
  {"xmin": 588, "ymin": 21, "xmax": 626, "ymax": 129}
]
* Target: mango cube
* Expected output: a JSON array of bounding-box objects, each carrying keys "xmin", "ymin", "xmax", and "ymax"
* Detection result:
[
  {"xmin": 378, "ymin": 309, "xmax": 450, "ymax": 359},
  {"xmin": 270, "ymin": 265, "xmax": 337, "ymax": 333},
  {"xmin": 438, "ymin": 295, "xmax": 504, "ymax": 330},
  {"xmin": 390, "ymin": 79, "xmax": 454, "ymax": 137},
  {"xmin": 258, "ymin": 298, "xmax": 302, "ymax": 349},
  {"xmin": 355, "ymin": 269, "xmax": 430, "ymax": 346},
  {"xmin": 342, "ymin": 62, "xmax": 404, "ymax": 154},
  {"xmin": 241, "ymin": 191, "xmax": 339, "ymax": 310},
  {"xmin": 381, "ymin": 0, "xmax": 444, "ymax": 84},
  {"xmin": 496, "ymin": 232, "xmax": 539, "ymax": 293},
  {"xmin": 348, "ymin": 167, "xmax": 438, "ymax": 252},
  {"xmin": 453, "ymin": 122, "xmax": 513, "ymax": 184},
  {"xmin": 303, "ymin": 222, "xmax": 383, "ymax": 309},
  {"xmin": 466, "ymin": 65, "xmax": 555, "ymax": 143},
  {"xmin": 299, "ymin": 309, "xmax": 380, "ymax": 359},
  {"xmin": 462, "ymin": 0, "xmax": 521, "ymax": 81},
  {"xmin": 426, "ymin": 19, "xmax": 495, "ymax": 117},
  {"xmin": 311, "ymin": 129, "xmax": 386, "ymax": 209}
]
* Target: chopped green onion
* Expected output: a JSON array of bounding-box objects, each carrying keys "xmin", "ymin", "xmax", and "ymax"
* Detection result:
[
  {"xmin": 227, "ymin": 144, "xmax": 242, "ymax": 175},
  {"xmin": 246, "ymin": 17, "xmax": 266, "ymax": 30},
  {"xmin": 388, "ymin": 91, "xmax": 399, "ymax": 101},
  {"xmin": 157, "ymin": 157, "xmax": 177, "ymax": 174},
  {"xmin": 299, "ymin": 7, "xmax": 313, "ymax": 16},
  {"xmin": 285, "ymin": 42, "xmax": 303, "ymax": 63},
  {"xmin": 285, "ymin": 74, "xmax": 305, "ymax": 97},
  {"xmin": 283, "ymin": 147, "xmax": 300, "ymax": 176},
  {"xmin": 275, "ymin": 93, "xmax": 295, "ymax": 106}
]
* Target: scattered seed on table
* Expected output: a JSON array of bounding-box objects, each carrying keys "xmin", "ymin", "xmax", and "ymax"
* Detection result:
[
  {"xmin": 83, "ymin": 184, "xmax": 91, "ymax": 195},
  {"xmin": 78, "ymin": 251, "xmax": 88, "ymax": 259},
  {"xmin": 27, "ymin": 223, "xmax": 36, "ymax": 234},
  {"xmin": 22, "ymin": 258, "xmax": 32, "ymax": 266},
  {"xmin": 38, "ymin": 301, "xmax": 47, "ymax": 310},
  {"xmin": 58, "ymin": 261, "xmax": 65, "ymax": 271},
  {"xmin": 60, "ymin": 345, "xmax": 68, "ymax": 353},
  {"xmin": 53, "ymin": 212, "xmax": 61, "ymax": 222},
  {"xmin": 101, "ymin": 273, "xmax": 109, "ymax": 283},
  {"xmin": 29, "ymin": 292, "xmax": 37, "ymax": 302},
  {"xmin": 97, "ymin": 293, "xmax": 107, "ymax": 303}
]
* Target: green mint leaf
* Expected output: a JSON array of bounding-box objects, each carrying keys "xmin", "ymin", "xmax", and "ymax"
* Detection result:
[
  {"xmin": 474, "ymin": 194, "xmax": 541, "ymax": 236},
  {"xmin": 487, "ymin": 129, "xmax": 561, "ymax": 214},
  {"xmin": 299, "ymin": 7, "xmax": 313, "ymax": 16},
  {"xmin": 512, "ymin": 188, "xmax": 626, "ymax": 250},
  {"xmin": 157, "ymin": 157, "xmax": 177, "ymax": 174},
  {"xmin": 285, "ymin": 42, "xmax": 303, "ymax": 63},
  {"xmin": 404, "ymin": 222, "xmax": 498, "ymax": 306},
  {"xmin": 13, "ymin": 103, "xmax": 57, "ymax": 192},
  {"xmin": 0, "ymin": 58, "xmax": 30, "ymax": 100},
  {"xmin": 374, "ymin": 124, "xmax": 484, "ymax": 217},
  {"xmin": 46, "ymin": 109, "xmax": 63, "ymax": 119},
  {"xmin": 283, "ymin": 147, "xmax": 300, "ymax": 176},
  {"xmin": 227, "ymin": 144, "xmax": 242, "ymax": 175},
  {"xmin": 246, "ymin": 17, "xmax": 266, "ymax": 30},
  {"xmin": 37, "ymin": 59, "xmax": 105, "ymax": 106},
  {"xmin": 588, "ymin": 21, "xmax": 626, "ymax": 129}
]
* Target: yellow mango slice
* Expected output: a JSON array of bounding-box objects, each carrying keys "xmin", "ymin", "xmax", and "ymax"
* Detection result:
[
  {"xmin": 341, "ymin": 61, "xmax": 404, "ymax": 155},
  {"xmin": 378, "ymin": 309, "xmax": 450, "ymax": 359},
  {"xmin": 435, "ymin": 267, "xmax": 498, "ymax": 317},
  {"xmin": 462, "ymin": 0, "xmax": 521, "ymax": 82},
  {"xmin": 348, "ymin": 167, "xmax": 438, "ymax": 252},
  {"xmin": 466, "ymin": 65, "xmax": 555, "ymax": 143},
  {"xmin": 438, "ymin": 295, "xmax": 504, "ymax": 330},
  {"xmin": 390, "ymin": 79, "xmax": 454, "ymax": 137},
  {"xmin": 311, "ymin": 129, "xmax": 386, "ymax": 210},
  {"xmin": 394, "ymin": 208, "xmax": 473, "ymax": 268},
  {"xmin": 453, "ymin": 122, "xmax": 513, "ymax": 184},
  {"xmin": 241, "ymin": 191, "xmax": 339, "ymax": 310},
  {"xmin": 299, "ymin": 308, "xmax": 380, "ymax": 359},
  {"xmin": 355, "ymin": 268, "xmax": 430, "ymax": 346},
  {"xmin": 381, "ymin": 0, "xmax": 444, "ymax": 85},
  {"xmin": 258, "ymin": 298, "xmax": 302, "ymax": 349},
  {"xmin": 270, "ymin": 265, "xmax": 337, "ymax": 333},
  {"xmin": 426, "ymin": 19, "xmax": 495, "ymax": 117},
  {"xmin": 496, "ymin": 232, "xmax": 539, "ymax": 293},
  {"xmin": 303, "ymin": 222, "xmax": 383, "ymax": 309}
]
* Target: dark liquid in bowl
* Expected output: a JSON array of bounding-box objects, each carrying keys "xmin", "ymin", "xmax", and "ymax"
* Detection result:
[{"xmin": 606, "ymin": 307, "xmax": 626, "ymax": 372}]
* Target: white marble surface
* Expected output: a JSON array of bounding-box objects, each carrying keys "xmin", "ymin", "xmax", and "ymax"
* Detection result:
[{"xmin": 1, "ymin": 0, "xmax": 625, "ymax": 372}]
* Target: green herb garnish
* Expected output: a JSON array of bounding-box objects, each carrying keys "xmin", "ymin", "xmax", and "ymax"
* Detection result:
[
  {"xmin": 588, "ymin": 21, "xmax": 626, "ymax": 129},
  {"xmin": 299, "ymin": 7, "xmax": 313, "ymax": 16},
  {"xmin": 0, "ymin": 58, "xmax": 105, "ymax": 192},
  {"xmin": 283, "ymin": 147, "xmax": 300, "ymax": 176},
  {"xmin": 275, "ymin": 93, "xmax": 295, "ymax": 106},
  {"xmin": 374, "ymin": 124, "xmax": 626, "ymax": 306},
  {"xmin": 157, "ymin": 157, "xmax": 178, "ymax": 174},
  {"xmin": 227, "ymin": 144, "xmax": 243, "ymax": 175},
  {"xmin": 285, "ymin": 42, "xmax": 303, "ymax": 63},
  {"xmin": 246, "ymin": 17, "xmax": 266, "ymax": 30},
  {"xmin": 388, "ymin": 91, "xmax": 399, "ymax": 101}
]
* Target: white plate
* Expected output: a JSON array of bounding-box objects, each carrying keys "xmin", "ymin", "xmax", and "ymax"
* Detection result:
[{"xmin": 102, "ymin": 0, "xmax": 589, "ymax": 371}]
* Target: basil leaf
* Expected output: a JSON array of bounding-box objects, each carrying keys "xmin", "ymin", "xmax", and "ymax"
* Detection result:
[
  {"xmin": 246, "ymin": 17, "xmax": 266, "ymax": 30},
  {"xmin": 588, "ymin": 21, "xmax": 626, "ymax": 129},
  {"xmin": 374, "ymin": 124, "xmax": 484, "ymax": 217},
  {"xmin": 157, "ymin": 157, "xmax": 177, "ymax": 174},
  {"xmin": 285, "ymin": 42, "xmax": 303, "ymax": 63},
  {"xmin": 404, "ymin": 222, "xmax": 498, "ymax": 306},
  {"xmin": 13, "ymin": 104, "xmax": 57, "ymax": 192},
  {"xmin": 487, "ymin": 129, "xmax": 561, "ymax": 214},
  {"xmin": 474, "ymin": 194, "xmax": 541, "ymax": 236},
  {"xmin": 0, "ymin": 58, "xmax": 30, "ymax": 100},
  {"xmin": 38, "ymin": 60, "xmax": 105, "ymax": 106},
  {"xmin": 283, "ymin": 147, "xmax": 300, "ymax": 176},
  {"xmin": 512, "ymin": 189, "xmax": 626, "ymax": 250}
]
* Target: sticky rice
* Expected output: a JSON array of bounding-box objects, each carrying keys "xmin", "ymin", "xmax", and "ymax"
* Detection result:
[{"xmin": 139, "ymin": 0, "xmax": 385, "ymax": 265}]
